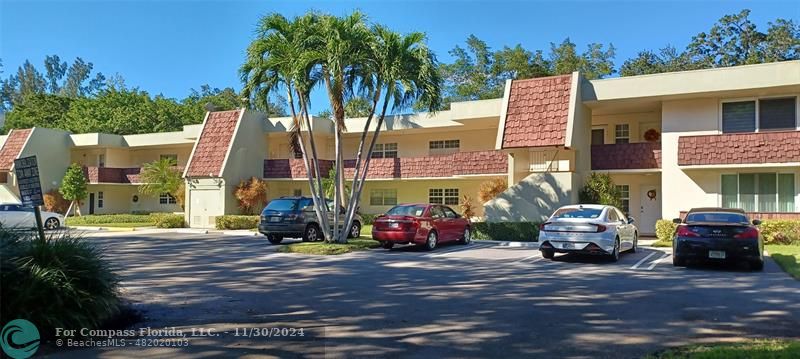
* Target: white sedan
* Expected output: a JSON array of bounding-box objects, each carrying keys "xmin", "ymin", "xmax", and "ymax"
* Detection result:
[
  {"xmin": 538, "ymin": 204, "xmax": 638, "ymax": 262},
  {"xmin": 0, "ymin": 203, "xmax": 65, "ymax": 230}
]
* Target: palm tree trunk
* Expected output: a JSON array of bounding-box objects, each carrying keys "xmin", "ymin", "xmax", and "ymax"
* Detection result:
[
  {"xmin": 286, "ymin": 88, "xmax": 329, "ymax": 241},
  {"xmin": 298, "ymin": 94, "xmax": 332, "ymax": 241}
]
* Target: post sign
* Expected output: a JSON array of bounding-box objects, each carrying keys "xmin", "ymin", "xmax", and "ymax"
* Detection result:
[{"xmin": 14, "ymin": 156, "xmax": 44, "ymax": 207}]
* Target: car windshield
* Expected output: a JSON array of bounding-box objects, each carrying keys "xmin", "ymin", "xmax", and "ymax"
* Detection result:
[
  {"xmin": 686, "ymin": 212, "xmax": 748, "ymax": 224},
  {"xmin": 386, "ymin": 205, "xmax": 427, "ymax": 217},
  {"xmin": 264, "ymin": 199, "xmax": 298, "ymax": 211},
  {"xmin": 552, "ymin": 207, "xmax": 603, "ymax": 219}
]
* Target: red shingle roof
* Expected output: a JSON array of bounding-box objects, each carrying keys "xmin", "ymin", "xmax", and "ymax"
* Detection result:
[
  {"xmin": 0, "ymin": 128, "xmax": 32, "ymax": 170},
  {"xmin": 678, "ymin": 131, "xmax": 800, "ymax": 166},
  {"xmin": 501, "ymin": 74, "xmax": 573, "ymax": 149},
  {"xmin": 185, "ymin": 110, "xmax": 241, "ymax": 177}
]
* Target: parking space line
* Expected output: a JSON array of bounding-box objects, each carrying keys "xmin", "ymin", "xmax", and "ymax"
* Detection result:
[
  {"xmin": 646, "ymin": 253, "xmax": 671, "ymax": 270},
  {"xmin": 513, "ymin": 254, "xmax": 541, "ymax": 263},
  {"xmin": 630, "ymin": 252, "xmax": 657, "ymax": 269},
  {"xmin": 428, "ymin": 242, "xmax": 493, "ymax": 257}
]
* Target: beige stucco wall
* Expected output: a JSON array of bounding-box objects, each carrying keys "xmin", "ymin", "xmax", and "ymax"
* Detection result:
[
  {"xmin": 607, "ymin": 173, "xmax": 662, "ymax": 234},
  {"xmin": 78, "ymin": 185, "xmax": 181, "ymax": 215},
  {"xmin": 17, "ymin": 127, "xmax": 72, "ymax": 196},
  {"xmin": 484, "ymin": 172, "xmax": 576, "ymax": 222},
  {"xmin": 71, "ymin": 145, "xmax": 193, "ymax": 168},
  {"xmin": 341, "ymin": 127, "xmax": 498, "ymax": 158},
  {"xmin": 185, "ymin": 178, "xmax": 227, "ymax": 228},
  {"xmin": 220, "ymin": 110, "xmax": 269, "ymax": 215},
  {"xmin": 591, "ymin": 112, "xmax": 661, "ymax": 144}
]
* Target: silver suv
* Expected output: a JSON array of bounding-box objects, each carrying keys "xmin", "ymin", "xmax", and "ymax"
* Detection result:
[{"xmin": 258, "ymin": 196, "xmax": 363, "ymax": 244}]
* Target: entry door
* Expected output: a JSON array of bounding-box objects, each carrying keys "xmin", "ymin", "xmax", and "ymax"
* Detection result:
[
  {"xmin": 591, "ymin": 129, "xmax": 605, "ymax": 145},
  {"xmin": 639, "ymin": 186, "xmax": 661, "ymax": 235},
  {"xmin": 89, "ymin": 193, "xmax": 95, "ymax": 215}
]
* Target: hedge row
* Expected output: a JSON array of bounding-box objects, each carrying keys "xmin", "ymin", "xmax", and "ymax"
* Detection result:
[
  {"xmin": 216, "ymin": 215, "xmax": 260, "ymax": 230},
  {"xmin": 655, "ymin": 219, "xmax": 800, "ymax": 245},
  {"xmin": 65, "ymin": 213, "xmax": 185, "ymax": 228},
  {"xmin": 472, "ymin": 222, "xmax": 540, "ymax": 242}
]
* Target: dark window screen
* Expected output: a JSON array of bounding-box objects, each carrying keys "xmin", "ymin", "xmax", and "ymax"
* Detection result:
[
  {"xmin": 722, "ymin": 101, "xmax": 756, "ymax": 133},
  {"xmin": 759, "ymin": 98, "xmax": 796, "ymax": 130}
]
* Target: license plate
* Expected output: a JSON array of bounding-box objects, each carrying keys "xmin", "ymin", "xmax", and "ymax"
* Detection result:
[
  {"xmin": 389, "ymin": 222, "xmax": 399, "ymax": 228},
  {"xmin": 270, "ymin": 216, "xmax": 281, "ymax": 222},
  {"xmin": 708, "ymin": 250, "xmax": 726, "ymax": 259},
  {"xmin": 562, "ymin": 242, "xmax": 574, "ymax": 249}
]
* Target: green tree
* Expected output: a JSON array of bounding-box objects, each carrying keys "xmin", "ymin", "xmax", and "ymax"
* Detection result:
[
  {"xmin": 2, "ymin": 94, "xmax": 72, "ymax": 133},
  {"xmin": 62, "ymin": 88, "xmax": 189, "ymax": 134},
  {"xmin": 183, "ymin": 84, "xmax": 288, "ymax": 119},
  {"xmin": 138, "ymin": 158, "xmax": 184, "ymax": 208},
  {"xmin": 344, "ymin": 96, "xmax": 373, "ymax": 117},
  {"xmin": 578, "ymin": 173, "xmax": 623, "ymax": 211},
  {"xmin": 60, "ymin": 163, "xmax": 88, "ymax": 216},
  {"xmin": 0, "ymin": 55, "xmax": 105, "ymax": 110}
]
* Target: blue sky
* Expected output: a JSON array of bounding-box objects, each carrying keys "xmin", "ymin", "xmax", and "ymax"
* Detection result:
[{"xmin": 2, "ymin": 0, "xmax": 798, "ymax": 114}]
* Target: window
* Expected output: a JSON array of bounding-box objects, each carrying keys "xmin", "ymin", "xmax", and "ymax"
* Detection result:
[
  {"xmin": 371, "ymin": 143, "xmax": 398, "ymax": 158},
  {"xmin": 721, "ymin": 173, "xmax": 795, "ymax": 212},
  {"xmin": 160, "ymin": 192, "xmax": 177, "ymax": 205},
  {"xmin": 98, "ymin": 154, "xmax": 106, "ymax": 168},
  {"xmin": 369, "ymin": 189, "xmax": 397, "ymax": 206},
  {"xmin": 429, "ymin": 188, "xmax": 459, "ymax": 205},
  {"xmin": 616, "ymin": 185, "xmax": 630, "ymax": 215},
  {"xmin": 442, "ymin": 206, "xmax": 458, "ymax": 218},
  {"xmin": 552, "ymin": 207, "xmax": 602, "ymax": 219},
  {"xmin": 723, "ymin": 97, "xmax": 797, "ymax": 133},
  {"xmin": 429, "ymin": 140, "xmax": 460, "ymax": 154},
  {"xmin": 608, "ymin": 209, "xmax": 618, "ymax": 222},
  {"xmin": 614, "ymin": 124, "xmax": 629, "ymax": 144},
  {"xmin": 386, "ymin": 205, "xmax": 426, "ymax": 216},
  {"xmin": 429, "ymin": 206, "xmax": 445, "ymax": 218},
  {"xmin": 591, "ymin": 129, "xmax": 605, "ymax": 145},
  {"xmin": 160, "ymin": 154, "xmax": 178, "ymax": 164},
  {"xmin": 293, "ymin": 189, "xmax": 302, "ymax": 196},
  {"xmin": 97, "ymin": 191, "xmax": 104, "ymax": 208}
]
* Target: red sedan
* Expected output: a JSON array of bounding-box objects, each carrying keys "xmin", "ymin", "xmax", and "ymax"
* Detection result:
[{"xmin": 372, "ymin": 204, "xmax": 471, "ymax": 250}]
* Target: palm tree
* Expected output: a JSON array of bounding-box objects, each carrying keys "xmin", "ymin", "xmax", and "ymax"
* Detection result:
[
  {"xmin": 139, "ymin": 158, "xmax": 184, "ymax": 208},
  {"xmin": 240, "ymin": 13, "xmax": 332, "ymax": 239},
  {"xmin": 340, "ymin": 26, "xmax": 443, "ymax": 241}
]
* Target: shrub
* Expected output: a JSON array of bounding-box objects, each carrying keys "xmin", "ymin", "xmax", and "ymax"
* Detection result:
[
  {"xmin": 655, "ymin": 219, "xmax": 678, "ymax": 243},
  {"xmin": 216, "ymin": 215, "xmax": 259, "ymax": 230},
  {"xmin": 0, "ymin": 229, "xmax": 120, "ymax": 337},
  {"xmin": 43, "ymin": 189, "xmax": 70, "ymax": 214},
  {"xmin": 66, "ymin": 214, "xmax": 153, "ymax": 225},
  {"xmin": 578, "ymin": 173, "xmax": 622, "ymax": 210},
  {"xmin": 149, "ymin": 213, "xmax": 185, "ymax": 228},
  {"xmin": 478, "ymin": 177, "xmax": 508, "ymax": 203},
  {"xmin": 460, "ymin": 194, "xmax": 476, "ymax": 219},
  {"xmin": 233, "ymin": 177, "xmax": 268, "ymax": 214},
  {"xmin": 759, "ymin": 220, "xmax": 800, "ymax": 245},
  {"xmin": 472, "ymin": 222, "xmax": 540, "ymax": 242},
  {"xmin": 360, "ymin": 213, "xmax": 377, "ymax": 225}
]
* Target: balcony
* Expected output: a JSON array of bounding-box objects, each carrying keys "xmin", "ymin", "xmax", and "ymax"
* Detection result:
[
  {"xmin": 263, "ymin": 150, "xmax": 508, "ymax": 179},
  {"xmin": 82, "ymin": 166, "xmax": 184, "ymax": 184},
  {"xmin": 591, "ymin": 142, "xmax": 661, "ymax": 170},
  {"xmin": 678, "ymin": 130, "xmax": 800, "ymax": 166}
]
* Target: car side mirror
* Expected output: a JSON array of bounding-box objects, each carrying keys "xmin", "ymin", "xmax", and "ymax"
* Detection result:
[
  {"xmin": 627, "ymin": 217, "xmax": 635, "ymax": 224},
  {"xmin": 752, "ymin": 219, "xmax": 761, "ymax": 226},
  {"xmin": 672, "ymin": 218, "xmax": 682, "ymax": 224}
]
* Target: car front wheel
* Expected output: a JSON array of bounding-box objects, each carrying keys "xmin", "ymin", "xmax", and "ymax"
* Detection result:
[
  {"xmin": 267, "ymin": 234, "xmax": 283, "ymax": 244},
  {"xmin": 303, "ymin": 224, "xmax": 321, "ymax": 242},
  {"xmin": 348, "ymin": 221, "xmax": 361, "ymax": 239},
  {"xmin": 44, "ymin": 217, "xmax": 60, "ymax": 230},
  {"xmin": 424, "ymin": 231, "xmax": 437, "ymax": 251}
]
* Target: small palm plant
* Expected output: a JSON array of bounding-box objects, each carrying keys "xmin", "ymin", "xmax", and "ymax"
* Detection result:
[{"xmin": 139, "ymin": 158, "xmax": 184, "ymax": 208}]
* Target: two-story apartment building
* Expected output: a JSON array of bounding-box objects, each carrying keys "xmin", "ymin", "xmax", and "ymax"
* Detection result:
[{"xmin": 0, "ymin": 61, "xmax": 797, "ymax": 233}]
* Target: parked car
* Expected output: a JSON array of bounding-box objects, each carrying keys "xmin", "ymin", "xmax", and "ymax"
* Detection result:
[
  {"xmin": 672, "ymin": 207, "xmax": 764, "ymax": 270},
  {"xmin": 538, "ymin": 204, "xmax": 638, "ymax": 261},
  {"xmin": 0, "ymin": 203, "xmax": 64, "ymax": 230},
  {"xmin": 372, "ymin": 203, "xmax": 471, "ymax": 250},
  {"xmin": 258, "ymin": 196, "xmax": 362, "ymax": 244}
]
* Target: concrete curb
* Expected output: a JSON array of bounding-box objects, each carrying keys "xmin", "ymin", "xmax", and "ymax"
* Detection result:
[
  {"xmin": 176, "ymin": 228, "xmax": 209, "ymax": 234},
  {"xmin": 69, "ymin": 226, "xmax": 149, "ymax": 232},
  {"xmin": 221, "ymin": 230, "xmax": 260, "ymax": 236},
  {"xmin": 475, "ymin": 240, "xmax": 539, "ymax": 248}
]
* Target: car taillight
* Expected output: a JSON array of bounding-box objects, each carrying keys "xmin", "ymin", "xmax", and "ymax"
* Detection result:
[
  {"xmin": 676, "ymin": 225, "xmax": 700, "ymax": 237},
  {"xmin": 734, "ymin": 227, "xmax": 759, "ymax": 239},
  {"xmin": 595, "ymin": 224, "xmax": 607, "ymax": 232},
  {"xmin": 539, "ymin": 222, "xmax": 549, "ymax": 231}
]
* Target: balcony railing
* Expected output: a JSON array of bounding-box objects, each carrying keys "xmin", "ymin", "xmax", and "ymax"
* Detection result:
[
  {"xmin": 591, "ymin": 142, "xmax": 661, "ymax": 170},
  {"xmin": 263, "ymin": 150, "xmax": 508, "ymax": 179},
  {"xmin": 678, "ymin": 130, "xmax": 800, "ymax": 166},
  {"xmin": 82, "ymin": 166, "xmax": 184, "ymax": 184}
]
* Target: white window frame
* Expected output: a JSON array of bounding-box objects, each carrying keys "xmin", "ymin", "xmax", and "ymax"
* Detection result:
[
  {"xmin": 160, "ymin": 192, "xmax": 177, "ymax": 205},
  {"xmin": 718, "ymin": 95, "xmax": 800, "ymax": 134},
  {"xmin": 616, "ymin": 184, "xmax": 630, "ymax": 215},
  {"xmin": 719, "ymin": 172, "xmax": 797, "ymax": 212},
  {"xmin": 429, "ymin": 188, "xmax": 459, "ymax": 205},
  {"xmin": 369, "ymin": 189, "xmax": 397, "ymax": 206},
  {"xmin": 429, "ymin": 140, "xmax": 460, "ymax": 155},
  {"xmin": 371, "ymin": 143, "xmax": 398, "ymax": 158},
  {"xmin": 614, "ymin": 124, "xmax": 630, "ymax": 144},
  {"xmin": 97, "ymin": 191, "xmax": 104, "ymax": 208}
]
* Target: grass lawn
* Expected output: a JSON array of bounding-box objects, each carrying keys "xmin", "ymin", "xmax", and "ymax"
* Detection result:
[
  {"xmin": 647, "ymin": 339, "xmax": 800, "ymax": 358},
  {"xmin": 767, "ymin": 244, "xmax": 800, "ymax": 279},
  {"xmin": 276, "ymin": 238, "xmax": 380, "ymax": 255},
  {"xmin": 68, "ymin": 222, "xmax": 154, "ymax": 228}
]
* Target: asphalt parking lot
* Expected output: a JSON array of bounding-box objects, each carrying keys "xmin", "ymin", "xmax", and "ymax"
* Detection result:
[{"xmin": 54, "ymin": 231, "xmax": 800, "ymax": 358}]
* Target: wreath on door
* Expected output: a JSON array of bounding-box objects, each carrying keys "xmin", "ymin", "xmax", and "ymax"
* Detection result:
[
  {"xmin": 647, "ymin": 189, "xmax": 657, "ymax": 201},
  {"xmin": 644, "ymin": 129, "xmax": 660, "ymax": 142}
]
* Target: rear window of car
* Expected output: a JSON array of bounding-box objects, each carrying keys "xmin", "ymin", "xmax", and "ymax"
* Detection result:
[
  {"xmin": 264, "ymin": 199, "xmax": 299, "ymax": 211},
  {"xmin": 686, "ymin": 212, "xmax": 748, "ymax": 224},
  {"xmin": 386, "ymin": 205, "xmax": 426, "ymax": 217},
  {"xmin": 552, "ymin": 208, "xmax": 603, "ymax": 219}
]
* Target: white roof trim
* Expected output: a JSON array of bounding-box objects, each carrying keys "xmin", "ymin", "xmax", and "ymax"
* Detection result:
[{"xmin": 495, "ymin": 79, "xmax": 513, "ymax": 150}]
